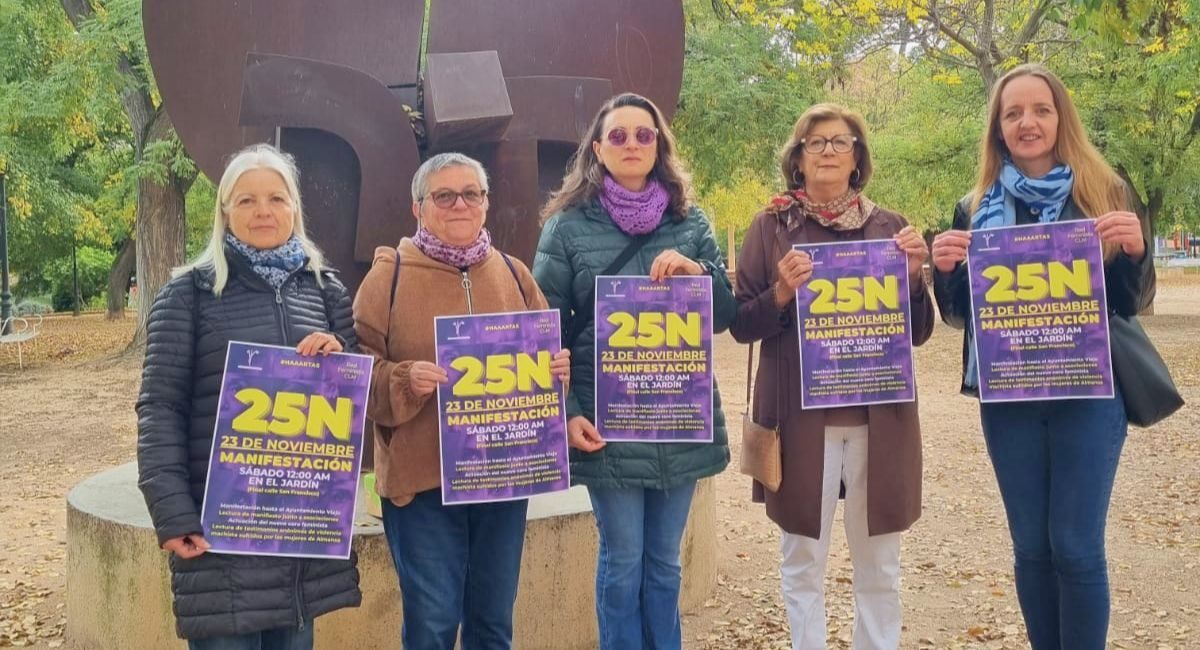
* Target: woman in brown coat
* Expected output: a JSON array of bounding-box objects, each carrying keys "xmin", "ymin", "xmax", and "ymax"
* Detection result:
[{"xmin": 730, "ymin": 103, "xmax": 933, "ymax": 650}]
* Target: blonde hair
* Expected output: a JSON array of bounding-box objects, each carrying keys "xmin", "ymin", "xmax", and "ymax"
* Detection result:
[
  {"xmin": 779, "ymin": 103, "xmax": 873, "ymax": 190},
  {"xmin": 540, "ymin": 93, "xmax": 693, "ymax": 222},
  {"xmin": 175, "ymin": 143, "xmax": 327, "ymax": 295},
  {"xmin": 972, "ymin": 64, "xmax": 1126, "ymax": 259}
]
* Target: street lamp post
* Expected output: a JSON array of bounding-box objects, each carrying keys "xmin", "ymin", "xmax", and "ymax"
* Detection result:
[{"xmin": 0, "ymin": 171, "xmax": 12, "ymax": 335}]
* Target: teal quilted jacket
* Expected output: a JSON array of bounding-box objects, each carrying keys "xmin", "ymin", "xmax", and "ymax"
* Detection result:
[{"xmin": 532, "ymin": 198, "xmax": 736, "ymax": 490}]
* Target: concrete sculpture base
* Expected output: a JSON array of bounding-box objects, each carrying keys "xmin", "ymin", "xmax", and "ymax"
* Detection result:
[{"xmin": 66, "ymin": 463, "xmax": 716, "ymax": 649}]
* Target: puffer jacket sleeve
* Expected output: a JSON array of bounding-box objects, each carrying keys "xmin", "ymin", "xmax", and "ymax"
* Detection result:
[
  {"xmin": 353, "ymin": 256, "xmax": 431, "ymax": 428},
  {"xmin": 1105, "ymin": 185, "xmax": 1156, "ymax": 316},
  {"xmin": 688, "ymin": 208, "xmax": 738, "ymax": 333},
  {"xmin": 532, "ymin": 215, "xmax": 585, "ymax": 420},
  {"xmin": 136, "ymin": 276, "xmax": 203, "ymax": 547},
  {"xmin": 933, "ymin": 199, "xmax": 972, "ymax": 330},
  {"xmin": 322, "ymin": 273, "xmax": 358, "ymax": 352}
]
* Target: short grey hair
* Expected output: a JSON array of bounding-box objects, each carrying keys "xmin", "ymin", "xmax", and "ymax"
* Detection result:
[{"xmin": 411, "ymin": 152, "xmax": 490, "ymax": 203}]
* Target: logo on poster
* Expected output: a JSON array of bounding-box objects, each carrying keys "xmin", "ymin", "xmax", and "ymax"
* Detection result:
[
  {"xmin": 448, "ymin": 320, "xmax": 470, "ymax": 341},
  {"xmin": 979, "ymin": 232, "xmax": 999, "ymax": 251},
  {"xmin": 237, "ymin": 348, "xmax": 263, "ymax": 371}
]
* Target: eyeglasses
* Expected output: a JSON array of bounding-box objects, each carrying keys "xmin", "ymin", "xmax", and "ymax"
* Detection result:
[
  {"xmin": 605, "ymin": 126, "xmax": 659, "ymax": 147},
  {"xmin": 800, "ymin": 134, "xmax": 858, "ymax": 154},
  {"xmin": 422, "ymin": 188, "xmax": 488, "ymax": 208}
]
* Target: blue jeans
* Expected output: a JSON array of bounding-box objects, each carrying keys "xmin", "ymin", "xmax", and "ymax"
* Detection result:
[
  {"xmin": 187, "ymin": 623, "xmax": 313, "ymax": 650},
  {"xmin": 588, "ymin": 482, "xmax": 696, "ymax": 650},
  {"xmin": 980, "ymin": 394, "xmax": 1127, "ymax": 650},
  {"xmin": 381, "ymin": 489, "xmax": 528, "ymax": 650}
]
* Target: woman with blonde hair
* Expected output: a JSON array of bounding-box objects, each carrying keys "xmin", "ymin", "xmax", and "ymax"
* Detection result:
[
  {"xmin": 137, "ymin": 143, "xmax": 360, "ymax": 648},
  {"xmin": 731, "ymin": 103, "xmax": 932, "ymax": 649},
  {"xmin": 932, "ymin": 64, "xmax": 1155, "ymax": 649}
]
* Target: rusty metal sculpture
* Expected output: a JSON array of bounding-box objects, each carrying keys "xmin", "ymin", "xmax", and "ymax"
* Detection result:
[{"xmin": 142, "ymin": 0, "xmax": 686, "ymax": 290}]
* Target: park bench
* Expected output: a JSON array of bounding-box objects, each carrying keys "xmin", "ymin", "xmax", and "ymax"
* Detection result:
[{"xmin": 1, "ymin": 314, "xmax": 42, "ymax": 369}]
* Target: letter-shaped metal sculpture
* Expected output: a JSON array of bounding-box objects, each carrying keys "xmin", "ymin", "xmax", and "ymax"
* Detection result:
[{"xmin": 143, "ymin": 0, "xmax": 685, "ymax": 290}]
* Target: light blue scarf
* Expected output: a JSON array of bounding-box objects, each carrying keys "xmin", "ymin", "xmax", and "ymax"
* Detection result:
[{"xmin": 964, "ymin": 160, "xmax": 1074, "ymax": 389}]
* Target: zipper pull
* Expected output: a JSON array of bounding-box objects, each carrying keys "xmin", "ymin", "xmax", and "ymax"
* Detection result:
[
  {"xmin": 275, "ymin": 289, "xmax": 283, "ymax": 304},
  {"xmin": 460, "ymin": 270, "xmax": 474, "ymax": 314}
]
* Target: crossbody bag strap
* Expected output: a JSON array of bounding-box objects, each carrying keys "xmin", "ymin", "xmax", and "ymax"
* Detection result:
[
  {"xmin": 385, "ymin": 247, "xmax": 402, "ymax": 349},
  {"xmin": 566, "ymin": 233, "xmax": 652, "ymax": 348},
  {"xmin": 499, "ymin": 253, "xmax": 529, "ymax": 307}
]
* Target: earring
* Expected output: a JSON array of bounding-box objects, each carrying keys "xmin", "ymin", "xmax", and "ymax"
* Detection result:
[
  {"xmin": 850, "ymin": 168, "xmax": 861, "ymax": 186},
  {"xmin": 792, "ymin": 169, "xmax": 804, "ymax": 187}
]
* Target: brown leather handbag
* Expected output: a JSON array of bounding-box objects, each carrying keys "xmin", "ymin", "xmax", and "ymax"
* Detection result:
[{"xmin": 739, "ymin": 341, "xmax": 782, "ymax": 491}]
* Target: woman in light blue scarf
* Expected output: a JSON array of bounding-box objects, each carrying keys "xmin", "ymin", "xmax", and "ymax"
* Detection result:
[{"xmin": 930, "ymin": 64, "xmax": 1155, "ymax": 650}]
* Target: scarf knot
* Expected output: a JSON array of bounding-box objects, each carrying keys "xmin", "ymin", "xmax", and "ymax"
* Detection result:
[
  {"xmin": 765, "ymin": 188, "xmax": 869, "ymax": 232},
  {"xmin": 225, "ymin": 233, "xmax": 307, "ymax": 289},
  {"xmin": 598, "ymin": 175, "xmax": 670, "ymax": 235},
  {"xmin": 412, "ymin": 227, "xmax": 493, "ymax": 268}
]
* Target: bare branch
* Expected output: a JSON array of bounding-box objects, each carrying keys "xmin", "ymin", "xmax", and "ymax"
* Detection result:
[{"xmin": 1014, "ymin": 0, "xmax": 1060, "ymax": 50}]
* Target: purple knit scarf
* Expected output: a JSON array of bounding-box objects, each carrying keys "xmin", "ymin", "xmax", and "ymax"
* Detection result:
[
  {"xmin": 598, "ymin": 175, "xmax": 670, "ymax": 235},
  {"xmin": 412, "ymin": 226, "xmax": 492, "ymax": 268}
]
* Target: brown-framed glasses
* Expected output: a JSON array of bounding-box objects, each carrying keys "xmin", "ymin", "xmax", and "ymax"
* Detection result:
[
  {"xmin": 800, "ymin": 134, "xmax": 858, "ymax": 154},
  {"xmin": 422, "ymin": 188, "xmax": 488, "ymax": 208}
]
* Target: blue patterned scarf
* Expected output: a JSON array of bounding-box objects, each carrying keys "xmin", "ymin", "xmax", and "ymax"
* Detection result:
[
  {"xmin": 971, "ymin": 161, "xmax": 1074, "ymax": 230},
  {"xmin": 225, "ymin": 233, "xmax": 307, "ymax": 289},
  {"xmin": 964, "ymin": 160, "xmax": 1074, "ymax": 388}
]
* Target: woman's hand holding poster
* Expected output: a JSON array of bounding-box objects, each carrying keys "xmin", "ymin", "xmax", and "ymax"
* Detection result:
[
  {"xmin": 202, "ymin": 342, "xmax": 372, "ymax": 560},
  {"xmin": 434, "ymin": 310, "xmax": 570, "ymax": 505},
  {"xmin": 967, "ymin": 220, "xmax": 1113, "ymax": 402},
  {"xmin": 793, "ymin": 240, "xmax": 916, "ymax": 409},
  {"xmin": 594, "ymin": 275, "xmax": 714, "ymax": 442}
]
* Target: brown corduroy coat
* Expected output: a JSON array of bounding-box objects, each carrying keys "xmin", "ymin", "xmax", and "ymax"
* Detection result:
[
  {"xmin": 353, "ymin": 240, "xmax": 549, "ymax": 506},
  {"xmin": 730, "ymin": 204, "xmax": 934, "ymax": 539}
]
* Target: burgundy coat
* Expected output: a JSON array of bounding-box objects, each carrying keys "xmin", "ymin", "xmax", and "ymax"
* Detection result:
[{"xmin": 730, "ymin": 204, "xmax": 934, "ymax": 538}]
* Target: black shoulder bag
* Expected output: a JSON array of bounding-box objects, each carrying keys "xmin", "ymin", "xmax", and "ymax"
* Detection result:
[
  {"xmin": 1109, "ymin": 313, "xmax": 1183, "ymax": 427},
  {"xmin": 565, "ymin": 233, "xmax": 651, "ymax": 348}
]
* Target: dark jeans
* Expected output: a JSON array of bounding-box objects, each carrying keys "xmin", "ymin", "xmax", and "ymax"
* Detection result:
[
  {"xmin": 980, "ymin": 394, "xmax": 1127, "ymax": 650},
  {"xmin": 187, "ymin": 622, "xmax": 313, "ymax": 650},
  {"xmin": 381, "ymin": 489, "xmax": 528, "ymax": 650}
]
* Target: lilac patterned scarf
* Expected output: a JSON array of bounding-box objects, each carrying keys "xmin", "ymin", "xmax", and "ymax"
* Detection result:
[
  {"xmin": 412, "ymin": 226, "xmax": 492, "ymax": 268},
  {"xmin": 598, "ymin": 175, "xmax": 670, "ymax": 235}
]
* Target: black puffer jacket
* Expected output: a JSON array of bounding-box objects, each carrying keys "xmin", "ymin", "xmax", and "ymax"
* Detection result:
[{"xmin": 136, "ymin": 247, "xmax": 362, "ymax": 639}]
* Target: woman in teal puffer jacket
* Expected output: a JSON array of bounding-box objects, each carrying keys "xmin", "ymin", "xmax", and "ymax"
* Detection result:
[{"xmin": 532, "ymin": 93, "xmax": 735, "ymax": 650}]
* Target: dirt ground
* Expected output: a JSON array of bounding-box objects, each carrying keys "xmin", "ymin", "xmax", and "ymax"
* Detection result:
[{"xmin": 1, "ymin": 284, "xmax": 1197, "ymax": 649}]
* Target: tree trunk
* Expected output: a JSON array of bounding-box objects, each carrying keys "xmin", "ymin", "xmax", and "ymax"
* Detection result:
[
  {"xmin": 106, "ymin": 237, "xmax": 135, "ymax": 319},
  {"xmin": 130, "ymin": 175, "xmax": 187, "ymax": 347}
]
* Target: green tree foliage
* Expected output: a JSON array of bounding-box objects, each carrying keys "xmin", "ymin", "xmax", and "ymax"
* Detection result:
[
  {"xmin": 1067, "ymin": 0, "xmax": 1200, "ymax": 232},
  {"xmin": 47, "ymin": 246, "xmax": 114, "ymax": 312},
  {"xmin": 675, "ymin": 4, "xmax": 822, "ymax": 193},
  {"xmin": 0, "ymin": 0, "xmax": 132, "ymax": 289}
]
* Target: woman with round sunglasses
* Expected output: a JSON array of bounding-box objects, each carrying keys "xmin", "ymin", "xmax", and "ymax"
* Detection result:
[
  {"xmin": 731, "ymin": 103, "xmax": 932, "ymax": 650},
  {"xmin": 353, "ymin": 152, "xmax": 570, "ymax": 649},
  {"xmin": 532, "ymin": 93, "xmax": 736, "ymax": 649}
]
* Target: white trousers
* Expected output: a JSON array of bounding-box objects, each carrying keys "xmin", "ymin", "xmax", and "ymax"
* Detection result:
[{"xmin": 780, "ymin": 425, "xmax": 902, "ymax": 650}]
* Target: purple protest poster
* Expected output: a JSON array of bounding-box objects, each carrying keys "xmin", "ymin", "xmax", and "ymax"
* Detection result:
[
  {"xmin": 793, "ymin": 240, "xmax": 915, "ymax": 409},
  {"xmin": 594, "ymin": 275, "xmax": 714, "ymax": 442},
  {"xmin": 434, "ymin": 310, "xmax": 570, "ymax": 505},
  {"xmin": 967, "ymin": 220, "xmax": 1113, "ymax": 402},
  {"xmin": 201, "ymin": 342, "xmax": 372, "ymax": 559}
]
